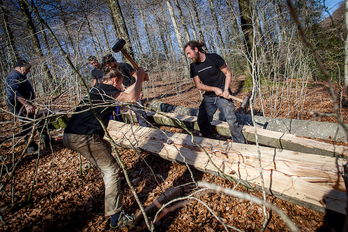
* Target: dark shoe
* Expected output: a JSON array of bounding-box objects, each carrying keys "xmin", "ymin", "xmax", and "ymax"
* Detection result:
[
  {"xmin": 27, "ymin": 142, "xmax": 39, "ymax": 154},
  {"xmin": 42, "ymin": 135, "xmax": 57, "ymax": 149},
  {"xmin": 110, "ymin": 210, "xmax": 134, "ymax": 229}
]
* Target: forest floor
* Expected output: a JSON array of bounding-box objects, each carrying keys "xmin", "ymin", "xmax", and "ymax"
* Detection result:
[{"xmin": 0, "ymin": 76, "xmax": 347, "ymax": 232}]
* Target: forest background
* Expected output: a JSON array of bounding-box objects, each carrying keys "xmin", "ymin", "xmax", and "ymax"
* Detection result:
[{"xmin": 0, "ymin": 0, "xmax": 348, "ymax": 231}]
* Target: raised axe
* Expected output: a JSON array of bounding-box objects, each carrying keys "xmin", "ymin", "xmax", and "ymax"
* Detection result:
[{"xmin": 229, "ymin": 94, "xmax": 250, "ymax": 109}]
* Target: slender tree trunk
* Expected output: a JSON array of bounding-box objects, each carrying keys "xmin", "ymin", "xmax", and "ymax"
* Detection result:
[
  {"xmin": 85, "ymin": 15, "xmax": 99, "ymax": 56},
  {"xmin": 137, "ymin": 2, "xmax": 155, "ymax": 58},
  {"xmin": 239, "ymin": 0, "xmax": 253, "ymax": 80},
  {"xmin": 189, "ymin": 0, "xmax": 205, "ymax": 42},
  {"xmin": 39, "ymin": 21, "xmax": 59, "ymax": 90},
  {"xmin": 108, "ymin": 0, "xmax": 134, "ymax": 58},
  {"xmin": 226, "ymin": 0, "xmax": 243, "ymax": 46},
  {"xmin": 161, "ymin": 15, "xmax": 176, "ymax": 64},
  {"xmin": 19, "ymin": 0, "xmax": 53, "ymax": 83},
  {"xmin": 182, "ymin": 0, "xmax": 197, "ymax": 40},
  {"xmin": 98, "ymin": 16, "xmax": 110, "ymax": 53},
  {"xmin": 57, "ymin": 0, "xmax": 76, "ymax": 57},
  {"xmin": 345, "ymin": 0, "xmax": 348, "ymax": 93},
  {"xmin": 207, "ymin": 0, "xmax": 225, "ymax": 56},
  {"xmin": 166, "ymin": 0, "xmax": 189, "ymax": 77},
  {"xmin": 123, "ymin": 2, "xmax": 143, "ymax": 63},
  {"xmin": 155, "ymin": 14, "xmax": 169, "ymax": 56},
  {"xmin": 174, "ymin": 0, "xmax": 190, "ymax": 43},
  {"xmin": 107, "ymin": 4, "xmax": 119, "ymax": 38},
  {"xmin": 0, "ymin": 0, "xmax": 17, "ymax": 64}
]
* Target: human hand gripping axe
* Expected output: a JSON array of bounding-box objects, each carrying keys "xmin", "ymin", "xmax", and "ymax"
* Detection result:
[{"xmin": 112, "ymin": 39, "xmax": 149, "ymax": 81}]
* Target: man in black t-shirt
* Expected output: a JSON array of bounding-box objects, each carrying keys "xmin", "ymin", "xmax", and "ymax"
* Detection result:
[
  {"xmin": 184, "ymin": 41, "xmax": 245, "ymax": 143},
  {"xmin": 102, "ymin": 54, "xmax": 150, "ymax": 127},
  {"xmin": 88, "ymin": 56, "xmax": 104, "ymax": 85}
]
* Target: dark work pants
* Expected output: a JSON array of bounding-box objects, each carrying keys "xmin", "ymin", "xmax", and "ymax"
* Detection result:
[
  {"xmin": 7, "ymin": 103, "xmax": 49, "ymax": 144},
  {"xmin": 198, "ymin": 95, "xmax": 245, "ymax": 144}
]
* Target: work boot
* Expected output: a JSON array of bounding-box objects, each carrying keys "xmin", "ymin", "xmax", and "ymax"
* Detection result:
[
  {"xmin": 110, "ymin": 210, "xmax": 134, "ymax": 229},
  {"xmin": 27, "ymin": 141, "xmax": 39, "ymax": 154}
]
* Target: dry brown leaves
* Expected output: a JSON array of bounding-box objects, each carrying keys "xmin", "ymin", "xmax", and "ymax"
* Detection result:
[{"xmin": 1, "ymin": 78, "xmax": 346, "ymax": 231}]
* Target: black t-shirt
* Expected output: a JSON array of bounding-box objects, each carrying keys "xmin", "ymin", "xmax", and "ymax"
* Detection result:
[
  {"xmin": 64, "ymin": 83, "xmax": 120, "ymax": 138},
  {"xmin": 189, "ymin": 53, "xmax": 226, "ymax": 95},
  {"xmin": 118, "ymin": 63, "xmax": 136, "ymax": 87},
  {"xmin": 92, "ymin": 66, "xmax": 104, "ymax": 84}
]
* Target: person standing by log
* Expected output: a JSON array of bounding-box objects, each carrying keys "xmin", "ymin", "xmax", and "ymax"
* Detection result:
[
  {"xmin": 5, "ymin": 59, "xmax": 54, "ymax": 154},
  {"xmin": 63, "ymin": 66, "xmax": 146, "ymax": 229},
  {"xmin": 184, "ymin": 41, "xmax": 245, "ymax": 143}
]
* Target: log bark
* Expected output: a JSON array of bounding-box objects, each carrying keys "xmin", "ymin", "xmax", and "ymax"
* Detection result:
[
  {"xmin": 121, "ymin": 111, "xmax": 348, "ymax": 158},
  {"xmin": 108, "ymin": 120, "xmax": 346, "ymax": 215}
]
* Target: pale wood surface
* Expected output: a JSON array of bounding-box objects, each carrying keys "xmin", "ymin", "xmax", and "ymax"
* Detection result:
[
  {"xmin": 122, "ymin": 111, "xmax": 348, "ymax": 158},
  {"xmin": 108, "ymin": 120, "xmax": 346, "ymax": 215}
]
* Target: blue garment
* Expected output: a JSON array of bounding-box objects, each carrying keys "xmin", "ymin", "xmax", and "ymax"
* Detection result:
[
  {"xmin": 5, "ymin": 70, "xmax": 35, "ymax": 114},
  {"xmin": 198, "ymin": 95, "xmax": 245, "ymax": 144}
]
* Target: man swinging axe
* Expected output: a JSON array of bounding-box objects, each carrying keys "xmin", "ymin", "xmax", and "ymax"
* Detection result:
[{"xmin": 184, "ymin": 41, "xmax": 245, "ymax": 143}]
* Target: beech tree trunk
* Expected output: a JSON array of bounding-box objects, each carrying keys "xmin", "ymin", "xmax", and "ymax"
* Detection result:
[
  {"xmin": 19, "ymin": 0, "xmax": 53, "ymax": 84},
  {"xmin": 166, "ymin": 0, "xmax": 189, "ymax": 77},
  {"xmin": 207, "ymin": 0, "xmax": 225, "ymax": 56},
  {"xmin": 174, "ymin": 0, "xmax": 190, "ymax": 43},
  {"xmin": 0, "ymin": 0, "xmax": 17, "ymax": 65},
  {"xmin": 189, "ymin": 0, "xmax": 205, "ymax": 42}
]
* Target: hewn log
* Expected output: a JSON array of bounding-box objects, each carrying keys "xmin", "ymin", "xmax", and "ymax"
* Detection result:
[
  {"xmin": 108, "ymin": 121, "xmax": 346, "ymax": 215},
  {"xmin": 121, "ymin": 111, "xmax": 348, "ymax": 158},
  {"xmin": 148, "ymin": 100, "xmax": 348, "ymax": 142}
]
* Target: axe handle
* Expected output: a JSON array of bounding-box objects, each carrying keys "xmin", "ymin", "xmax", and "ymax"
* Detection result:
[
  {"xmin": 228, "ymin": 95, "xmax": 243, "ymax": 103},
  {"xmin": 120, "ymin": 48, "xmax": 139, "ymax": 70}
]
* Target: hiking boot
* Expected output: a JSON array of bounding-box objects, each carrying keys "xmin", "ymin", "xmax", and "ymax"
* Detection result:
[
  {"xmin": 110, "ymin": 210, "xmax": 134, "ymax": 229},
  {"xmin": 27, "ymin": 141, "xmax": 39, "ymax": 154}
]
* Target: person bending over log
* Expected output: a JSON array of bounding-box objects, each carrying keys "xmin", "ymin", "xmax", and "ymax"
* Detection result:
[
  {"xmin": 102, "ymin": 54, "xmax": 150, "ymax": 127},
  {"xmin": 63, "ymin": 66, "xmax": 146, "ymax": 229},
  {"xmin": 184, "ymin": 41, "xmax": 245, "ymax": 143}
]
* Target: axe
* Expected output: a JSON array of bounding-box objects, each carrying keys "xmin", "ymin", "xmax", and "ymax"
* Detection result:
[{"xmin": 229, "ymin": 94, "xmax": 250, "ymax": 110}]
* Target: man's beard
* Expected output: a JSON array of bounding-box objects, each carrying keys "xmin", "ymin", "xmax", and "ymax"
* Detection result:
[{"xmin": 191, "ymin": 52, "xmax": 200, "ymax": 63}]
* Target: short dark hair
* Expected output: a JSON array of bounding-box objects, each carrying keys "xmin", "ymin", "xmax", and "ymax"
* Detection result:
[
  {"xmin": 184, "ymin": 41, "xmax": 206, "ymax": 53},
  {"xmin": 102, "ymin": 54, "xmax": 116, "ymax": 64},
  {"xmin": 87, "ymin": 56, "xmax": 98, "ymax": 62},
  {"xmin": 14, "ymin": 59, "xmax": 31, "ymax": 68}
]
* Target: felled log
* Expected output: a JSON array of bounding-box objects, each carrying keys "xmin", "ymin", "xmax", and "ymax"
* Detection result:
[
  {"xmin": 108, "ymin": 120, "xmax": 346, "ymax": 215},
  {"xmin": 121, "ymin": 111, "xmax": 348, "ymax": 158},
  {"xmin": 149, "ymin": 99, "xmax": 348, "ymax": 142}
]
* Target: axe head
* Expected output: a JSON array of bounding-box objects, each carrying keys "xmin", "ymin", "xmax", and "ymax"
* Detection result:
[
  {"xmin": 112, "ymin": 39, "xmax": 126, "ymax": 53},
  {"xmin": 241, "ymin": 95, "xmax": 251, "ymax": 109}
]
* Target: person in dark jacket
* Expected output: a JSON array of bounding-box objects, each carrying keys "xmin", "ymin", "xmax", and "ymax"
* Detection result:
[
  {"xmin": 63, "ymin": 66, "xmax": 146, "ymax": 229},
  {"xmin": 5, "ymin": 59, "xmax": 53, "ymax": 154}
]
